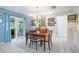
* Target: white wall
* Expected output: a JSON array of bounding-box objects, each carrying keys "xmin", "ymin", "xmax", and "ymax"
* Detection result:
[
  {"xmin": 56, "ymin": 16, "xmax": 67, "ymax": 39},
  {"xmin": 31, "ymin": 10, "xmax": 74, "ymax": 39},
  {"xmin": 68, "ymin": 8, "xmax": 79, "ymax": 48}
]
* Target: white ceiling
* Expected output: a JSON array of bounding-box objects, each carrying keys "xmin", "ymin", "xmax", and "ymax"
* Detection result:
[{"xmin": 0, "ymin": 6, "xmax": 75, "ymax": 16}]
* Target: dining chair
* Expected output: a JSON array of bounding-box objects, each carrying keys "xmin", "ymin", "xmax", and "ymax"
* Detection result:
[
  {"xmin": 48, "ymin": 30, "xmax": 53, "ymax": 50},
  {"xmin": 26, "ymin": 29, "xmax": 36, "ymax": 44},
  {"xmin": 29, "ymin": 35, "xmax": 41, "ymax": 50},
  {"xmin": 44, "ymin": 30, "xmax": 53, "ymax": 50},
  {"xmin": 36, "ymin": 28, "xmax": 49, "ymax": 47},
  {"xmin": 36, "ymin": 30, "xmax": 53, "ymax": 51}
]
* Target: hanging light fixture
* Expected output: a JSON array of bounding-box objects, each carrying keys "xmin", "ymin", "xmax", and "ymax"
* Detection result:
[
  {"xmin": 36, "ymin": 6, "xmax": 39, "ymax": 18},
  {"xmin": 33, "ymin": 6, "xmax": 42, "ymax": 28},
  {"xmin": 33, "ymin": 6, "xmax": 41, "ymax": 19}
]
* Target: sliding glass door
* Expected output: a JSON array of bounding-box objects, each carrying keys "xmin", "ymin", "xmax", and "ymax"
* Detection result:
[
  {"xmin": 10, "ymin": 17, "xmax": 15, "ymax": 39},
  {"xmin": 10, "ymin": 16, "xmax": 24, "ymax": 39},
  {"xmin": 17, "ymin": 20, "xmax": 23, "ymax": 36}
]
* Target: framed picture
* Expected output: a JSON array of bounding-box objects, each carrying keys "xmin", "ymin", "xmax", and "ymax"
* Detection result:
[
  {"xmin": 36, "ymin": 18, "xmax": 45, "ymax": 27},
  {"xmin": 31, "ymin": 20, "xmax": 35, "ymax": 26},
  {"xmin": 68, "ymin": 15, "xmax": 77, "ymax": 21},
  {"xmin": 48, "ymin": 18, "xmax": 56, "ymax": 26},
  {"xmin": 40, "ymin": 18, "xmax": 45, "ymax": 27}
]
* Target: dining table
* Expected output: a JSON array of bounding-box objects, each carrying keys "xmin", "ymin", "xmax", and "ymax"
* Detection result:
[{"xmin": 28, "ymin": 31, "xmax": 49, "ymax": 51}]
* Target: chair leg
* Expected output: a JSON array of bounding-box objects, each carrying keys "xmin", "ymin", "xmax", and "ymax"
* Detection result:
[
  {"xmin": 51, "ymin": 41, "xmax": 53, "ymax": 46},
  {"xmin": 40, "ymin": 40, "xmax": 42, "ymax": 47},
  {"xmin": 29, "ymin": 40, "xmax": 31, "ymax": 48},
  {"xmin": 48, "ymin": 41, "xmax": 50, "ymax": 50},
  {"xmin": 32, "ymin": 41, "xmax": 33, "ymax": 45},
  {"xmin": 44, "ymin": 38, "xmax": 46, "ymax": 51},
  {"xmin": 36, "ymin": 42, "xmax": 37, "ymax": 50},
  {"xmin": 26, "ymin": 33, "xmax": 28, "ymax": 45},
  {"xmin": 26, "ymin": 39, "xmax": 27, "ymax": 44}
]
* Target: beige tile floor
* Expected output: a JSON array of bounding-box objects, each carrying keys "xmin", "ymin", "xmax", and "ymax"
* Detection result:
[{"xmin": 0, "ymin": 36, "xmax": 79, "ymax": 53}]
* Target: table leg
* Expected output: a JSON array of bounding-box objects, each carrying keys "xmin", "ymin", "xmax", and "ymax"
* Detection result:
[
  {"xmin": 26, "ymin": 33, "xmax": 28, "ymax": 44},
  {"xmin": 44, "ymin": 36, "xmax": 46, "ymax": 51},
  {"xmin": 40, "ymin": 40, "xmax": 43, "ymax": 47}
]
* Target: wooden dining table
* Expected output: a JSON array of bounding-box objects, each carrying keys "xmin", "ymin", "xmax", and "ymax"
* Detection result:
[{"xmin": 28, "ymin": 31, "xmax": 49, "ymax": 51}]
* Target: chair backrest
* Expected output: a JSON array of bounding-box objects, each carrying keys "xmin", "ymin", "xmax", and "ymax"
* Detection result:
[
  {"xmin": 29, "ymin": 35, "xmax": 33, "ymax": 39},
  {"xmin": 48, "ymin": 30, "xmax": 53, "ymax": 41},
  {"xmin": 37, "ymin": 28, "xmax": 48, "ymax": 33},
  {"xmin": 50, "ymin": 30, "xmax": 53, "ymax": 38}
]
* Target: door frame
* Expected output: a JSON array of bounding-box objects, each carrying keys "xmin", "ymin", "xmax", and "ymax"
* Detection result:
[{"xmin": 10, "ymin": 16, "xmax": 25, "ymax": 39}]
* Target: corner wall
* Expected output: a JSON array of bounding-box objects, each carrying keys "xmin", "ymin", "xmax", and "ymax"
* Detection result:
[{"xmin": 0, "ymin": 8, "xmax": 31, "ymax": 43}]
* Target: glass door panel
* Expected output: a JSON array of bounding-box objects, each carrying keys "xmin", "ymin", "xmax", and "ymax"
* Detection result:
[
  {"xmin": 19, "ymin": 21, "xmax": 23, "ymax": 34},
  {"xmin": 10, "ymin": 18, "xmax": 15, "ymax": 39},
  {"xmin": 17, "ymin": 20, "xmax": 23, "ymax": 36}
]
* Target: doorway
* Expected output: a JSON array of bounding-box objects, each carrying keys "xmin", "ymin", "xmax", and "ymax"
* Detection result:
[
  {"xmin": 57, "ymin": 16, "xmax": 68, "ymax": 40},
  {"xmin": 10, "ymin": 17, "xmax": 15, "ymax": 39},
  {"xmin": 10, "ymin": 16, "xmax": 24, "ymax": 39},
  {"xmin": 17, "ymin": 19, "xmax": 23, "ymax": 36}
]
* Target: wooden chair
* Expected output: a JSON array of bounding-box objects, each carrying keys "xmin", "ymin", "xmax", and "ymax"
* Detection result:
[
  {"xmin": 37, "ymin": 30, "xmax": 53, "ymax": 50},
  {"xmin": 36, "ymin": 28, "xmax": 49, "ymax": 47},
  {"xmin": 29, "ymin": 35, "xmax": 41, "ymax": 50},
  {"xmin": 44, "ymin": 30, "xmax": 53, "ymax": 50},
  {"xmin": 48, "ymin": 30, "xmax": 53, "ymax": 50},
  {"xmin": 26, "ymin": 30, "xmax": 36, "ymax": 44},
  {"xmin": 26, "ymin": 33, "xmax": 33, "ymax": 45}
]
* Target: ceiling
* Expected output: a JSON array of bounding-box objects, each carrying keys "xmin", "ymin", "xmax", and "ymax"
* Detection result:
[{"xmin": 0, "ymin": 6, "xmax": 75, "ymax": 16}]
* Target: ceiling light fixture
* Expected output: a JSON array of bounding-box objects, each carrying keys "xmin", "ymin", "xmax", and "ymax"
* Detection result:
[{"xmin": 33, "ymin": 6, "xmax": 41, "ymax": 19}]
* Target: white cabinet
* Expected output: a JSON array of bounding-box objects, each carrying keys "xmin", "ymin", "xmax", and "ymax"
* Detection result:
[{"xmin": 68, "ymin": 30, "xmax": 79, "ymax": 48}]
